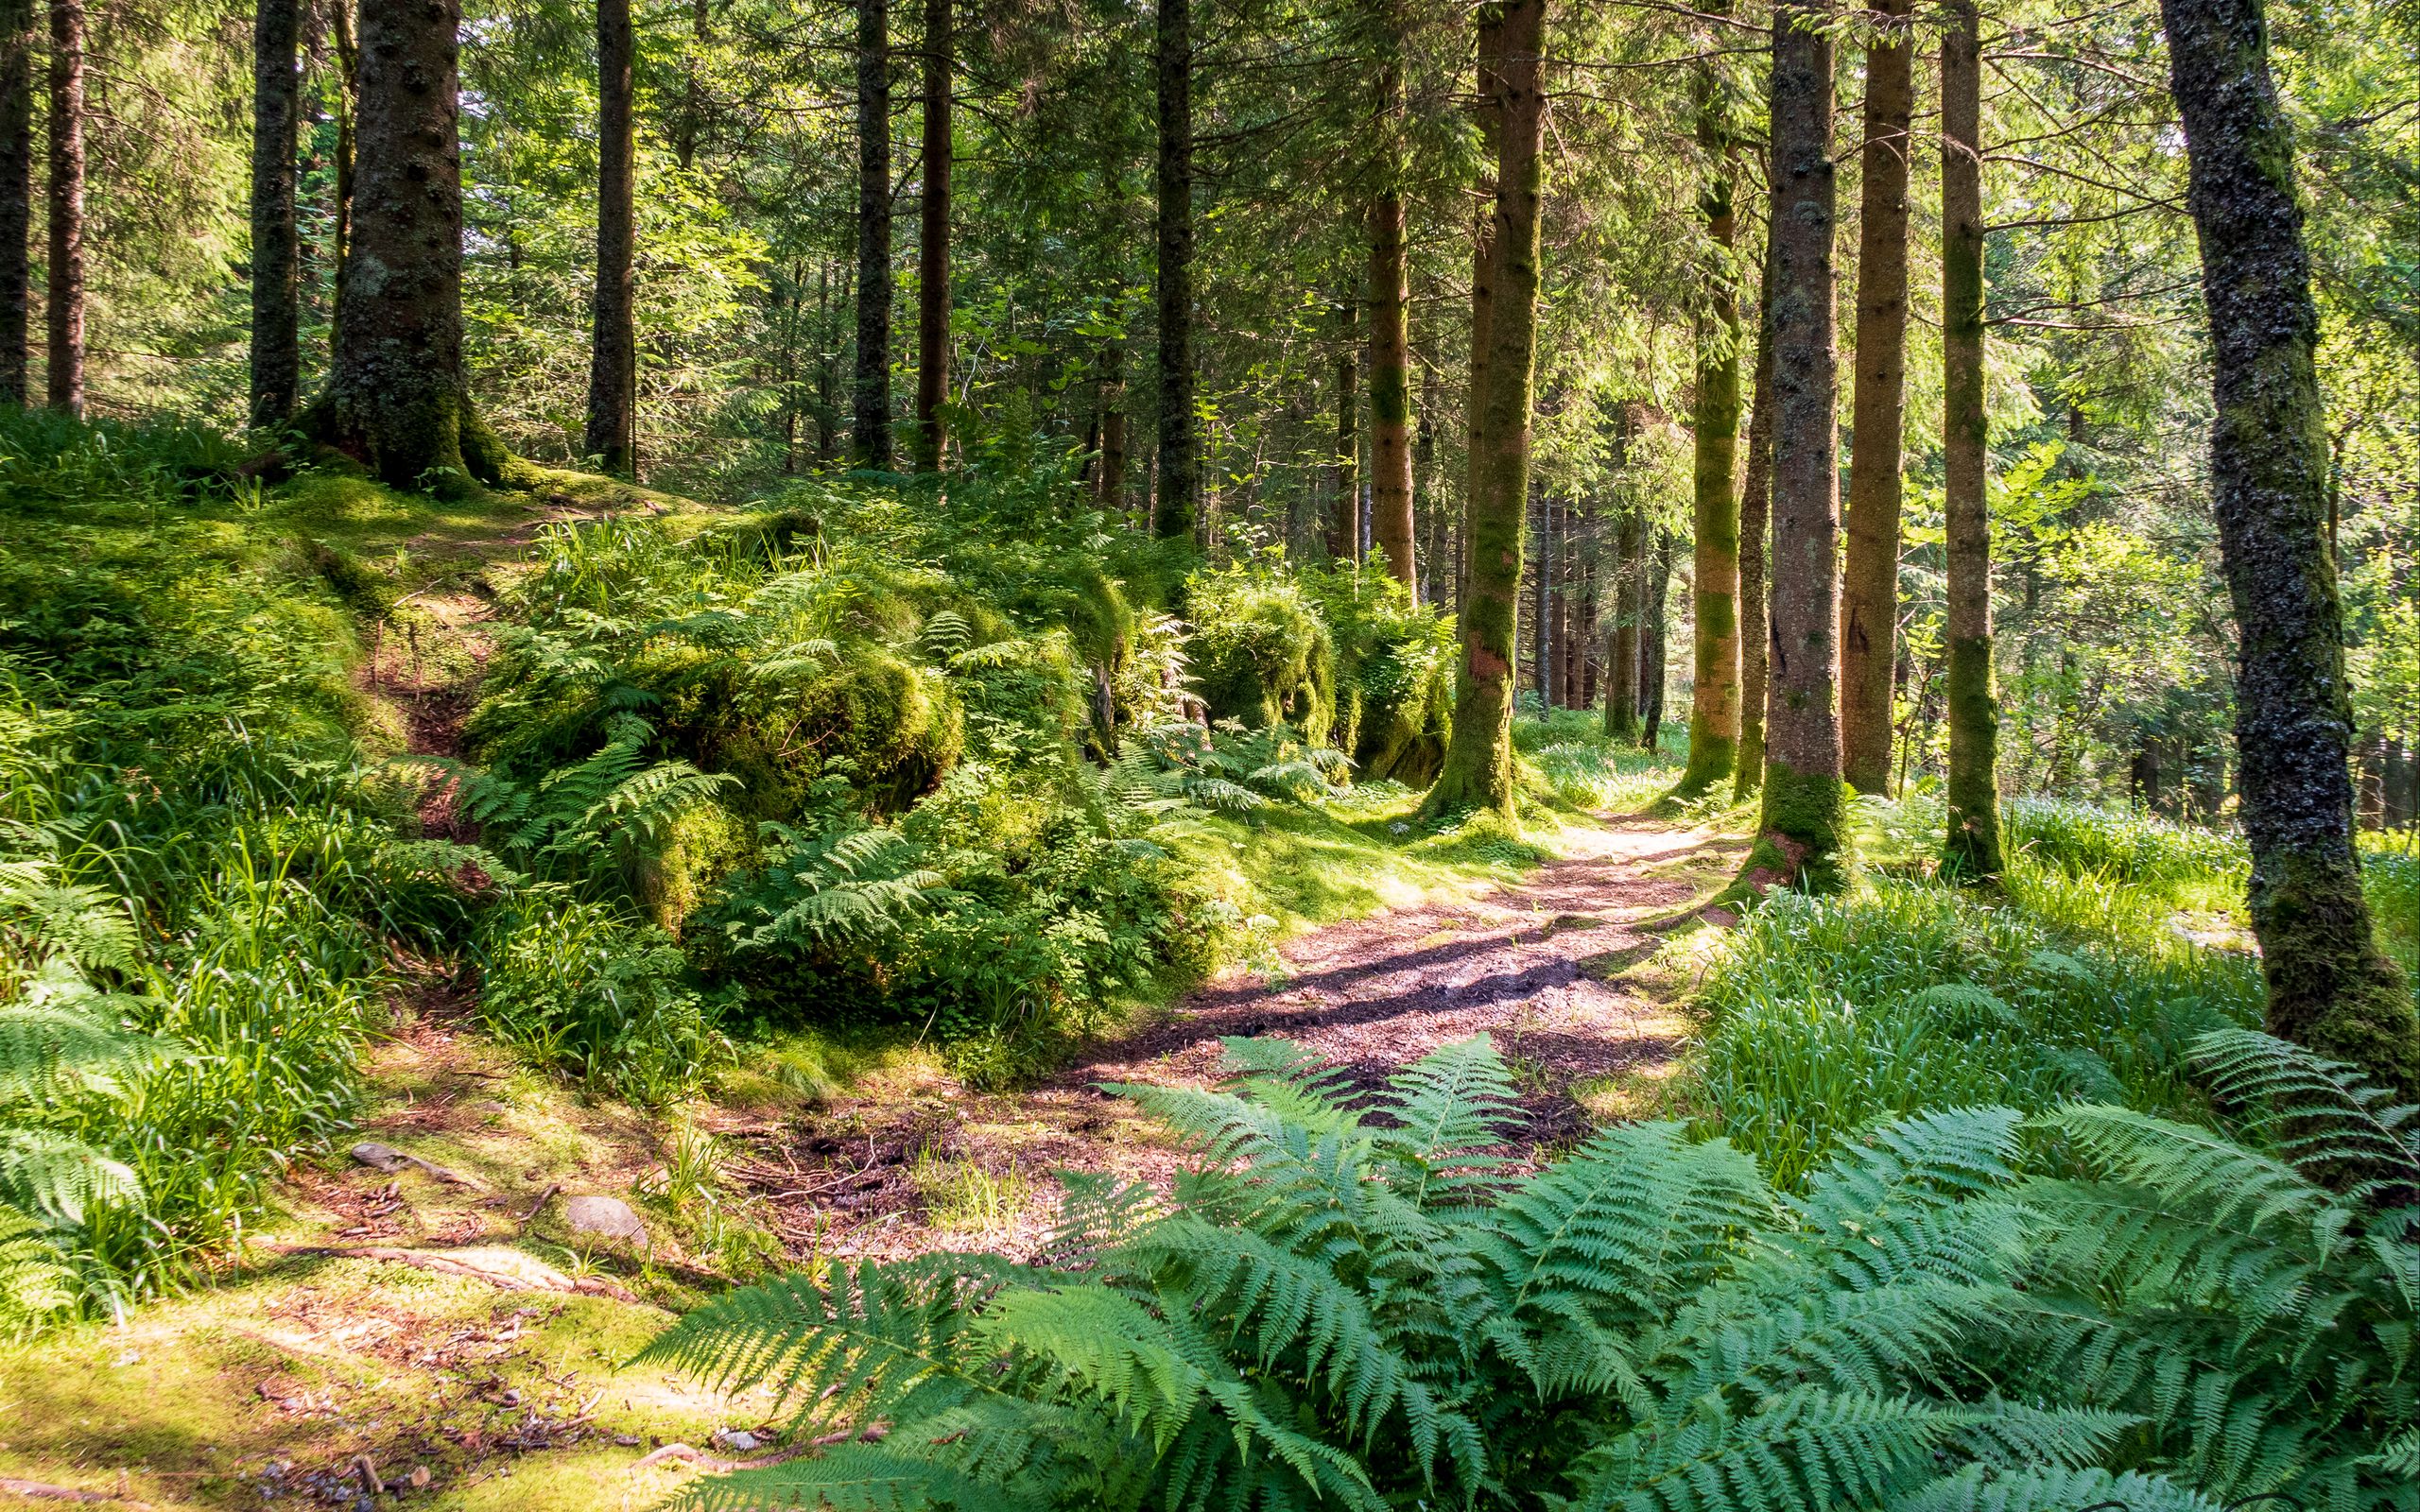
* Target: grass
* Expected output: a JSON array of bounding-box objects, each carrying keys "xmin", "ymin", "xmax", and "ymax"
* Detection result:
[{"xmin": 910, "ymin": 1146, "xmax": 1038, "ymax": 1235}]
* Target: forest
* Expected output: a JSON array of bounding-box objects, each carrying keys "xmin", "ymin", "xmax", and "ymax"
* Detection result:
[{"xmin": 0, "ymin": 0, "xmax": 2417, "ymax": 1506}]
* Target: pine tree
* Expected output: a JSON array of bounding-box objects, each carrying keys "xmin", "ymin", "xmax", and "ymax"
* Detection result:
[
  {"xmin": 250, "ymin": 0, "xmax": 301, "ymax": 428},
  {"xmin": 584, "ymin": 0, "xmax": 638, "ymax": 476},
  {"xmin": 853, "ymin": 0, "xmax": 893, "ymax": 469}
]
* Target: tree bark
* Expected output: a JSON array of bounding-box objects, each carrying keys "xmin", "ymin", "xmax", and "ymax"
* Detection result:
[
  {"xmin": 1329, "ymin": 288, "xmax": 1359, "ymax": 558},
  {"xmin": 1735, "ymin": 210, "xmax": 1776, "ymax": 801},
  {"xmin": 1675, "ymin": 142, "xmax": 1742, "ymax": 798},
  {"xmin": 2161, "ymin": 0, "xmax": 2420, "ymax": 1090},
  {"xmin": 1737, "ymin": 0, "xmax": 1849, "ymax": 894},
  {"xmin": 1641, "ymin": 525, "xmax": 1673, "ymax": 748},
  {"xmin": 1460, "ymin": 7, "xmax": 1506, "ymax": 610},
  {"xmin": 853, "ymin": 0, "xmax": 893, "ymax": 468},
  {"xmin": 1369, "ymin": 189, "xmax": 1415, "ymax": 585},
  {"xmin": 250, "ymin": 0, "xmax": 301, "ymax": 428},
  {"xmin": 1940, "ymin": 0, "xmax": 2001, "ymax": 882},
  {"xmin": 1533, "ymin": 481, "xmax": 1553, "ymax": 706},
  {"xmin": 0, "ymin": 0, "xmax": 31, "ymax": 406},
  {"xmin": 1424, "ymin": 0, "xmax": 1544, "ymax": 818},
  {"xmin": 321, "ymin": 0, "xmax": 503, "ymax": 490},
  {"xmin": 43, "ymin": 0, "xmax": 81, "ymax": 418},
  {"xmin": 1604, "ymin": 502, "xmax": 1643, "ymax": 740},
  {"xmin": 1152, "ymin": 0, "xmax": 1195, "ymax": 540},
  {"xmin": 583, "ymin": 0, "xmax": 637, "ymax": 476},
  {"xmin": 1097, "ymin": 337, "xmax": 1127, "ymax": 516},
  {"xmin": 1839, "ymin": 0, "xmax": 1911, "ymax": 795},
  {"xmin": 911, "ymin": 0, "xmax": 950, "ymax": 471},
  {"xmin": 329, "ymin": 0, "xmax": 354, "ymax": 353}
]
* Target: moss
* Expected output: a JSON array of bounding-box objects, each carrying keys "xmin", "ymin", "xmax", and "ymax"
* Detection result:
[
  {"xmin": 302, "ymin": 539, "xmax": 392, "ymax": 622},
  {"xmin": 2254, "ymin": 848, "xmax": 2420, "ymax": 1097},
  {"xmin": 1718, "ymin": 757, "xmax": 1852, "ymax": 904},
  {"xmin": 1667, "ymin": 730, "xmax": 1737, "ymax": 803},
  {"xmin": 1187, "ymin": 569, "xmax": 1337, "ymax": 746},
  {"xmin": 793, "ymin": 650, "xmax": 966, "ymax": 811},
  {"xmin": 1942, "ymin": 632, "xmax": 2002, "ymax": 883},
  {"xmin": 632, "ymin": 801, "xmax": 753, "ymax": 933}
]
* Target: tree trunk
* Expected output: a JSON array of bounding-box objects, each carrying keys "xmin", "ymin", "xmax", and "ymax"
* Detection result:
[
  {"xmin": 1097, "ymin": 337, "xmax": 1127, "ymax": 516},
  {"xmin": 1734, "ymin": 211, "xmax": 1776, "ymax": 801},
  {"xmin": 1460, "ymin": 7, "xmax": 1505, "ymax": 612},
  {"xmin": 2162, "ymin": 0, "xmax": 2420, "ymax": 1091},
  {"xmin": 1838, "ymin": 0, "xmax": 1911, "ymax": 795},
  {"xmin": 1533, "ymin": 482, "xmax": 1553, "ymax": 706},
  {"xmin": 0, "ymin": 0, "xmax": 31, "ymax": 406},
  {"xmin": 43, "ymin": 0, "xmax": 81, "ymax": 418},
  {"xmin": 1369, "ymin": 190, "xmax": 1414, "ymax": 585},
  {"xmin": 251, "ymin": 0, "xmax": 301, "ymax": 428},
  {"xmin": 321, "ymin": 0, "xmax": 509, "ymax": 490},
  {"xmin": 1940, "ymin": 0, "xmax": 2002, "ymax": 882},
  {"xmin": 1152, "ymin": 0, "xmax": 1195, "ymax": 540},
  {"xmin": 1641, "ymin": 525, "xmax": 1672, "ymax": 748},
  {"xmin": 1605, "ymin": 503, "xmax": 1643, "ymax": 740},
  {"xmin": 1424, "ymin": 0, "xmax": 1544, "ymax": 818},
  {"xmin": 853, "ymin": 0, "xmax": 892, "ymax": 468},
  {"xmin": 1675, "ymin": 145, "xmax": 1742, "ymax": 798},
  {"xmin": 584, "ymin": 0, "xmax": 637, "ymax": 476},
  {"xmin": 911, "ymin": 0, "xmax": 950, "ymax": 471},
  {"xmin": 330, "ymin": 0, "xmax": 354, "ymax": 352},
  {"xmin": 1737, "ymin": 0, "xmax": 1849, "ymax": 894},
  {"xmin": 1330, "ymin": 289, "xmax": 1359, "ymax": 558}
]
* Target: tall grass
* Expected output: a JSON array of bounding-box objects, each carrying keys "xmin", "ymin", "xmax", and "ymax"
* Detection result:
[{"xmin": 1695, "ymin": 798, "xmax": 2264, "ymax": 1188}]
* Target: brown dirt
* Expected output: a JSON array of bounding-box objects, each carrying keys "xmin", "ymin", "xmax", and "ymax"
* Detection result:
[{"xmin": 732, "ymin": 818, "xmax": 1745, "ymax": 1263}]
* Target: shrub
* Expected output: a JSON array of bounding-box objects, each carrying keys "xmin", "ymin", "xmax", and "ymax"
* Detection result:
[
  {"xmin": 475, "ymin": 893, "xmax": 730, "ymax": 1106},
  {"xmin": 1303, "ymin": 564, "xmax": 1453, "ymax": 786}
]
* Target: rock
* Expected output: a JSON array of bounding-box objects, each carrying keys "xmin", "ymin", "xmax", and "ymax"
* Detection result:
[
  {"xmin": 710, "ymin": 1429, "xmax": 761, "ymax": 1452},
  {"xmin": 351, "ymin": 1142, "xmax": 487, "ymax": 1191},
  {"xmin": 563, "ymin": 1194, "xmax": 648, "ymax": 1248}
]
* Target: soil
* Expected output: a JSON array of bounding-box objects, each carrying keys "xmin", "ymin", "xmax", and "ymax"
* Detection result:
[{"xmin": 729, "ymin": 817, "xmax": 1745, "ymax": 1263}]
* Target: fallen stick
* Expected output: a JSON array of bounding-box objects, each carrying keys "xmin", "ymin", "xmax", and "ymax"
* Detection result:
[
  {"xmin": 0, "ymin": 1481, "xmax": 146, "ymax": 1507},
  {"xmin": 517, "ymin": 1183, "xmax": 562, "ymax": 1228},
  {"xmin": 251, "ymin": 1241, "xmax": 638, "ymax": 1302}
]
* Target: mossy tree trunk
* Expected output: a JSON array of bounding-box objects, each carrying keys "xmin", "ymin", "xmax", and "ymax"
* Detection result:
[
  {"xmin": 1675, "ymin": 135, "xmax": 1741, "ymax": 798},
  {"xmin": 1424, "ymin": 0, "xmax": 1544, "ymax": 819},
  {"xmin": 1737, "ymin": 0, "xmax": 1849, "ymax": 895},
  {"xmin": 250, "ymin": 0, "xmax": 301, "ymax": 428},
  {"xmin": 1734, "ymin": 211, "xmax": 1776, "ymax": 802},
  {"xmin": 44, "ymin": 0, "xmax": 82, "ymax": 418},
  {"xmin": 1369, "ymin": 191, "xmax": 1415, "ymax": 585},
  {"xmin": 1153, "ymin": 0, "xmax": 1196, "ymax": 540},
  {"xmin": 1839, "ymin": 0, "xmax": 1911, "ymax": 796},
  {"xmin": 1096, "ymin": 337, "xmax": 1126, "ymax": 514},
  {"xmin": 1604, "ymin": 502, "xmax": 1642, "ymax": 741},
  {"xmin": 911, "ymin": 0, "xmax": 951, "ymax": 471},
  {"xmin": 1940, "ymin": 0, "xmax": 2002, "ymax": 882},
  {"xmin": 583, "ymin": 0, "xmax": 638, "ymax": 475},
  {"xmin": 853, "ymin": 0, "xmax": 892, "ymax": 468},
  {"xmin": 1460, "ymin": 7, "xmax": 1504, "ymax": 605},
  {"xmin": 0, "ymin": 0, "xmax": 32, "ymax": 406},
  {"xmin": 2162, "ymin": 0, "xmax": 2420, "ymax": 1091},
  {"xmin": 320, "ymin": 0, "xmax": 507, "ymax": 491},
  {"xmin": 1640, "ymin": 525, "xmax": 1673, "ymax": 748}
]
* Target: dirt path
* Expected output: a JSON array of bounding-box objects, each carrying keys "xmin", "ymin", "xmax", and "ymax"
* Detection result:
[{"xmin": 738, "ymin": 817, "xmax": 1746, "ymax": 1261}]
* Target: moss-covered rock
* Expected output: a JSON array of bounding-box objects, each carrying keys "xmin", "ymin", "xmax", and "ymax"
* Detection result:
[{"xmin": 1186, "ymin": 565, "xmax": 1337, "ymax": 746}]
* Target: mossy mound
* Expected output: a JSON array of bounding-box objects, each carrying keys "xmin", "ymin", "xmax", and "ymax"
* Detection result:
[{"xmin": 1186, "ymin": 563, "xmax": 1337, "ymax": 745}]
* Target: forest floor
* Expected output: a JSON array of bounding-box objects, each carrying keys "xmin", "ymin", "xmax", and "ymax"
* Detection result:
[{"xmin": 0, "ymin": 811, "xmax": 1738, "ymax": 1512}]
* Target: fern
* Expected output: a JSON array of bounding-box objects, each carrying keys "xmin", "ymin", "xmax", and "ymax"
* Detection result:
[
  {"xmin": 651, "ymin": 1038, "xmax": 2096, "ymax": 1512},
  {"xmin": 0, "ymin": 1202, "xmax": 71, "ymax": 1327}
]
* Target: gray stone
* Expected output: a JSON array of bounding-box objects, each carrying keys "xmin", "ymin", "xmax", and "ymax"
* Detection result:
[
  {"xmin": 711, "ymin": 1429, "xmax": 762, "ymax": 1452},
  {"xmin": 562, "ymin": 1194, "xmax": 648, "ymax": 1248}
]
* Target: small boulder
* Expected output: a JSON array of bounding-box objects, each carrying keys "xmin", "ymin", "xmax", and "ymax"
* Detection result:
[
  {"xmin": 710, "ymin": 1429, "xmax": 761, "ymax": 1452},
  {"xmin": 563, "ymin": 1194, "xmax": 648, "ymax": 1248}
]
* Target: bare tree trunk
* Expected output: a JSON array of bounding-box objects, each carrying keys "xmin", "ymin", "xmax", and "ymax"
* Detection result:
[
  {"xmin": 911, "ymin": 0, "xmax": 950, "ymax": 471},
  {"xmin": 1736, "ymin": 0, "xmax": 1849, "ymax": 894},
  {"xmin": 1153, "ymin": 0, "xmax": 1195, "ymax": 539},
  {"xmin": 1605, "ymin": 503, "xmax": 1642, "ymax": 740},
  {"xmin": 1330, "ymin": 289, "xmax": 1359, "ymax": 558},
  {"xmin": 1641, "ymin": 525, "xmax": 1672, "ymax": 748},
  {"xmin": 1839, "ymin": 0, "xmax": 1911, "ymax": 795},
  {"xmin": 1460, "ymin": 7, "xmax": 1505, "ymax": 611},
  {"xmin": 1940, "ymin": 0, "xmax": 2001, "ymax": 881},
  {"xmin": 1534, "ymin": 482, "xmax": 1553, "ymax": 706},
  {"xmin": 1424, "ymin": 0, "xmax": 1544, "ymax": 818},
  {"xmin": 2162, "ymin": 0, "xmax": 2420, "ymax": 1091},
  {"xmin": 250, "ymin": 0, "xmax": 301, "ymax": 427},
  {"xmin": 1734, "ymin": 211, "xmax": 1776, "ymax": 801},
  {"xmin": 1675, "ymin": 129, "xmax": 1742, "ymax": 798},
  {"xmin": 329, "ymin": 0, "xmax": 354, "ymax": 354},
  {"xmin": 583, "ymin": 0, "xmax": 637, "ymax": 475},
  {"xmin": 1097, "ymin": 337, "xmax": 1126, "ymax": 515},
  {"xmin": 0, "ymin": 0, "xmax": 31, "ymax": 405},
  {"xmin": 853, "ymin": 0, "xmax": 893, "ymax": 467},
  {"xmin": 43, "ymin": 0, "xmax": 82, "ymax": 418},
  {"xmin": 320, "ymin": 0, "xmax": 509, "ymax": 490}
]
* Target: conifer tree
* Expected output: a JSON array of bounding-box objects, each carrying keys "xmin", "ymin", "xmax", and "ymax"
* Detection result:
[{"xmin": 584, "ymin": 0, "xmax": 638, "ymax": 476}]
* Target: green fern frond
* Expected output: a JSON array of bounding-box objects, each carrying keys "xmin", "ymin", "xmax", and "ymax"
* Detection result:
[
  {"xmin": 0, "ymin": 1125, "xmax": 143, "ymax": 1224},
  {"xmin": 1887, "ymin": 1464, "xmax": 2222, "ymax": 1512},
  {"xmin": 1372, "ymin": 1033, "xmax": 1523, "ymax": 1208},
  {"xmin": 0, "ymin": 1203, "xmax": 72, "ymax": 1326},
  {"xmin": 1566, "ymin": 1386, "xmax": 1974, "ymax": 1512}
]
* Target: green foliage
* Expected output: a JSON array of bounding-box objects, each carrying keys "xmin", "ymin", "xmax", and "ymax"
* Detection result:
[
  {"xmin": 1184, "ymin": 559, "xmax": 1340, "ymax": 747},
  {"xmin": 2002, "ymin": 798, "xmax": 2249, "ymax": 885},
  {"xmin": 643, "ymin": 1036, "xmax": 2192, "ymax": 1512},
  {"xmin": 475, "ymin": 893, "xmax": 731, "ymax": 1106}
]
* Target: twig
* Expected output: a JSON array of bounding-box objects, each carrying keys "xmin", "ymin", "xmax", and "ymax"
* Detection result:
[{"xmin": 517, "ymin": 1183, "xmax": 562, "ymax": 1228}]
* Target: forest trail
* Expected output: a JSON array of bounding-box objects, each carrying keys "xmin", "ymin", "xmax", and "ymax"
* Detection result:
[{"xmin": 739, "ymin": 816, "xmax": 1745, "ymax": 1262}]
